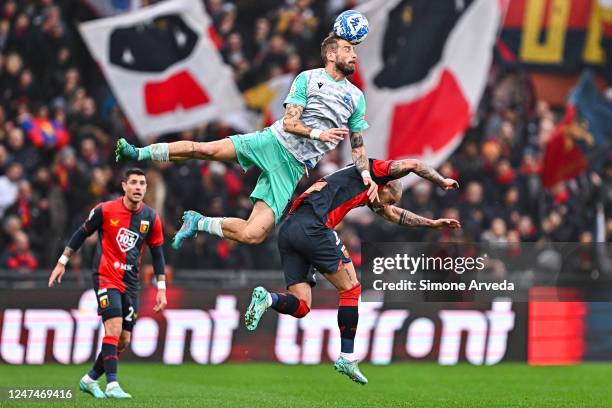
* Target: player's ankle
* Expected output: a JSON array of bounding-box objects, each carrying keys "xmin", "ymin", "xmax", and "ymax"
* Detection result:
[
  {"xmin": 340, "ymin": 352, "xmax": 356, "ymax": 361},
  {"xmin": 106, "ymin": 381, "xmax": 119, "ymax": 390},
  {"xmin": 82, "ymin": 374, "xmax": 96, "ymax": 384}
]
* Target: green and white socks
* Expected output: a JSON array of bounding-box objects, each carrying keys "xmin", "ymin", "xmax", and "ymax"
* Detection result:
[
  {"xmin": 137, "ymin": 143, "xmax": 169, "ymax": 161},
  {"xmin": 197, "ymin": 217, "xmax": 225, "ymax": 238}
]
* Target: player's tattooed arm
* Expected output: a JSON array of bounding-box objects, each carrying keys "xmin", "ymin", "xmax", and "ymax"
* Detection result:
[
  {"xmin": 282, "ymin": 103, "xmax": 348, "ymax": 143},
  {"xmin": 351, "ymin": 131, "xmax": 378, "ymax": 202},
  {"xmin": 282, "ymin": 103, "xmax": 311, "ymax": 137},
  {"xmin": 389, "ymin": 159, "xmax": 459, "ymax": 190},
  {"xmin": 375, "ymin": 205, "xmax": 461, "ymax": 229}
]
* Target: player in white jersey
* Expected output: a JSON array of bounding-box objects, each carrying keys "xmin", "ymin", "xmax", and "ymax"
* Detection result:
[{"xmin": 115, "ymin": 33, "xmax": 378, "ymax": 247}]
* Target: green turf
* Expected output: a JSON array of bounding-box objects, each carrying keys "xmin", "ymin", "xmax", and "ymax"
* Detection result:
[{"xmin": 0, "ymin": 363, "xmax": 610, "ymax": 407}]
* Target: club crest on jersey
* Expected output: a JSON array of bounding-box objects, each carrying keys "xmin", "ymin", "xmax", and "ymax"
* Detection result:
[
  {"xmin": 343, "ymin": 93, "xmax": 351, "ymax": 105},
  {"xmin": 99, "ymin": 295, "xmax": 109, "ymax": 308},
  {"xmin": 116, "ymin": 227, "xmax": 138, "ymax": 252},
  {"xmin": 140, "ymin": 220, "xmax": 150, "ymax": 233}
]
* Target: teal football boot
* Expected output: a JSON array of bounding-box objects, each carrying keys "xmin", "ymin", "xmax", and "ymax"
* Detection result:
[
  {"xmin": 245, "ymin": 286, "xmax": 270, "ymax": 331},
  {"xmin": 79, "ymin": 379, "xmax": 106, "ymax": 399},
  {"xmin": 334, "ymin": 356, "xmax": 368, "ymax": 385},
  {"xmin": 172, "ymin": 210, "xmax": 204, "ymax": 250},
  {"xmin": 115, "ymin": 138, "xmax": 139, "ymax": 162}
]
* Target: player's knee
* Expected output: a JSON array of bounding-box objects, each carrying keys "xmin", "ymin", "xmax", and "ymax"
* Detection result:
[
  {"xmin": 338, "ymin": 282, "xmax": 361, "ymax": 307},
  {"xmin": 104, "ymin": 318, "xmax": 122, "ymax": 337}
]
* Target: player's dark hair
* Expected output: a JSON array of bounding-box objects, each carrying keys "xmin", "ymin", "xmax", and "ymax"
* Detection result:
[
  {"xmin": 123, "ymin": 167, "xmax": 146, "ymax": 181},
  {"xmin": 321, "ymin": 32, "xmax": 342, "ymax": 64}
]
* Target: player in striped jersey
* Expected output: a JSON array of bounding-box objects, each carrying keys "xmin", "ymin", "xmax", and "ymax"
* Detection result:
[
  {"xmin": 48, "ymin": 168, "xmax": 167, "ymax": 399},
  {"xmin": 244, "ymin": 158, "xmax": 460, "ymax": 384}
]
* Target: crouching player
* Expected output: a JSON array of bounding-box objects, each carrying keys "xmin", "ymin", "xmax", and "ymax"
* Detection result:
[
  {"xmin": 244, "ymin": 159, "xmax": 460, "ymax": 384},
  {"xmin": 48, "ymin": 168, "xmax": 168, "ymax": 399}
]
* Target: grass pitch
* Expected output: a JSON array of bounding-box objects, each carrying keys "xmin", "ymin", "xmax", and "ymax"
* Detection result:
[{"xmin": 0, "ymin": 362, "xmax": 610, "ymax": 407}]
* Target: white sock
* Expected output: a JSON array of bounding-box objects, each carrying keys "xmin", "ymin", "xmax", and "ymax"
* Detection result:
[
  {"xmin": 148, "ymin": 143, "xmax": 169, "ymax": 161},
  {"xmin": 266, "ymin": 293, "xmax": 273, "ymax": 307},
  {"xmin": 340, "ymin": 352, "xmax": 356, "ymax": 361},
  {"xmin": 197, "ymin": 217, "xmax": 225, "ymax": 238},
  {"xmin": 106, "ymin": 381, "xmax": 119, "ymax": 390},
  {"xmin": 81, "ymin": 374, "xmax": 96, "ymax": 384}
]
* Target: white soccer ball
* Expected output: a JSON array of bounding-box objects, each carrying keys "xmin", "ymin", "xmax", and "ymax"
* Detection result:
[{"xmin": 333, "ymin": 10, "xmax": 369, "ymax": 45}]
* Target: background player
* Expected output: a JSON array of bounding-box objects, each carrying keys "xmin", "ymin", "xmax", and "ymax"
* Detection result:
[
  {"xmin": 115, "ymin": 33, "xmax": 378, "ymax": 249},
  {"xmin": 48, "ymin": 168, "xmax": 167, "ymax": 399},
  {"xmin": 244, "ymin": 158, "xmax": 460, "ymax": 384}
]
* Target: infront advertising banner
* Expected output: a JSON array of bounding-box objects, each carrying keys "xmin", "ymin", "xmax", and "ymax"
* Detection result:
[{"xmin": 0, "ymin": 289, "xmax": 527, "ymax": 366}]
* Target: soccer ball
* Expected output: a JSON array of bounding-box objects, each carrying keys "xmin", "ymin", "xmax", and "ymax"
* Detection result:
[{"xmin": 333, "ymin": 10, "xmax": 369, "ymax": 45}]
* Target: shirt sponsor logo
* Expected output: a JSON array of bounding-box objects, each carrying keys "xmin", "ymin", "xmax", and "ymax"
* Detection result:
[
  {"xmin": 116, "ymin": 227, "xmax": 139, "ymax": 252},
  {"xmin": 113, "ymin": 261, "xmax": 134, "ymax": 271},
  {"xmin": 110, "ymin": 219, "xmax": 120, "ymax": 227}
]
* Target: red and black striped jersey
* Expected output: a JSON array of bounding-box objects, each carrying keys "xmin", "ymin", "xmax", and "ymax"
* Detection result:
[
  {"xmin": 81, "ymin": 197, "xmax": 163, "ymax": 293},
  {"xmin": 289, "ymin": 159, "xmax": 399, "ymax": 228}
]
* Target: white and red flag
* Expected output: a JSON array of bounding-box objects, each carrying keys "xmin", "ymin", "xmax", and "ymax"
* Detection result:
[
  {"xmin": 79, "ymin": 0, "xmax": 244, "ymax": 139},
  {"xmin": 355, "ymin": 0, "xmax": 506, "ymax": 175}
]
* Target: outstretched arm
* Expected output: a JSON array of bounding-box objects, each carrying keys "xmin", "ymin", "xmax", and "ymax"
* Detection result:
[
  {"xmin": 389, "ymin": 159, "xmax": 459, "ymax": 190},
  {"xmin": 371, "ymin": 203, "xmax": 461, "ymax": 229}
]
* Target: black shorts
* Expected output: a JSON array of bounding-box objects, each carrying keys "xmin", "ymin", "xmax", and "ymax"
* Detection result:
[
  {"xmin": 94, "ymin": 287, "xmax": 139, "ymax": 332},
  {"xmin": 278, "ymin": 205, "xmax": 351, "ymax": 288}
]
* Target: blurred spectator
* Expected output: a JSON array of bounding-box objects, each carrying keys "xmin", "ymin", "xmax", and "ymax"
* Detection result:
[
  {"xmin": 0, "ymin": 161, "xmax": 22, "ymax": 217},
  {"xmin": 1, "ymin": 230, "xmax": 38, "ymax": 273}
]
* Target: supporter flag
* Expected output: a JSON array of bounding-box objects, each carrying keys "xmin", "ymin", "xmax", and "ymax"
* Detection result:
[
  {"xmin": 21, "ymin": 116, "xmax": 70, "ymax": 149},
  {"xmin": 81, "ymin": 0, "xmax": 141, "ymax": 17},
  {"xmin": 540, "ymin": 105, "xmax": 591, "ymax": 188},
  {"xmin": 243, "ymin": 74, "xmax": 294, "ymax": 127},
  {"xmin": 569, "ymin": 70, "xmax": 612, "ymax": 145},
  {"xmin": 79, "ymin": 0, "xmax": 244, "ymax": 138},
  {"xmin": 355, "ymin": 0, "xmax": 506, "ymax": 177}
]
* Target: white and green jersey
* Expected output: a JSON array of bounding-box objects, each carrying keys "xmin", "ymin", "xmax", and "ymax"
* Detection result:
[{"xmin": 270, "ymin": 68, "xmax": 368, "ymax": 168}]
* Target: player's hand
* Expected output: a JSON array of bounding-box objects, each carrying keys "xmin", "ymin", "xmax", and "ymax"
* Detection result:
[
  {"xmin": 363, "ymin": 176, "xmax": 379, "ymax": 203},
  {"xmin": 432, "ymin": 218, "xmax": 461, "ymax": 229},
  {"xmin": 48, "ymin": 264, "xmax": 66, "ymax": 287},
  {"xmin": 319, "ymin": 128, "xmax": 348, "ymax": 144},
  {"xmin": 153, "ymin": 289, "xmax": 167, "ymax": 313},
  {"xmin": 440, "ymin": 178, "xmax": 459, "ymax": 190}
]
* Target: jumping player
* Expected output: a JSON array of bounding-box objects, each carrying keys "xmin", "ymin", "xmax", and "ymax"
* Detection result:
[
  {"xmin": 244, "ymin": 159, "xmax": 460, "ymax": 384},
  {"xmin": 48, "ymin": 168, "xmax": 167, "ymax": 399},
  {"xmin": 115, "ymin": 33, "xmax": 377, "ymax": 248}
]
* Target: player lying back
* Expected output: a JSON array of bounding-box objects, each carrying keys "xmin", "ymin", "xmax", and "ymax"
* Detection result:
[{"xmin": 244, "ymin": 158, "xmax": 460, "ymax": 385}]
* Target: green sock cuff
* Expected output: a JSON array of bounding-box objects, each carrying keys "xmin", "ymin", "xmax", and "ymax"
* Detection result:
[{"xmin": 137, "ymin": 146, "xmax": 151, "ymax": 161}]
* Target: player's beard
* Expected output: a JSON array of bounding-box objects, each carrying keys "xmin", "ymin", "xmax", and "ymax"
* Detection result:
[{"xmin": 336, "ymin": 60, "xmax": 355, "ymax": 76}]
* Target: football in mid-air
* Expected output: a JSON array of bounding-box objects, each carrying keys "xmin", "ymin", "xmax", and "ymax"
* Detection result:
[{"xmin": 333, "ymin": 10, "xmax": 369, "ymax": 44}]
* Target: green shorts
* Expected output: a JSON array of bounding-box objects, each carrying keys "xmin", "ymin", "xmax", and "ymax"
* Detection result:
[{"xmin": 229, "ymin": 128, "xmax": 305, "ymax": 224}]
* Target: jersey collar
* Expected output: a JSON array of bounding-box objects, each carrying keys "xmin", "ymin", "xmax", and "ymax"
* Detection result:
[{"xmin": 322, "ymin": 69, "xmax": 347, "ymax": 84}]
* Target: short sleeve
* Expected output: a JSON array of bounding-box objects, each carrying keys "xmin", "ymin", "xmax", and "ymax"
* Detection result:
[
  {"xmin": 284, "ymin": 72, "xmax": 308, "ymax": 107},
  {"xmin": 83, "ymin": 205, "xmax": 103, "ymax": 233},
  {"xmin": 348, "ymin": 93, "xmax": 369, "ymax": 132},
  {"xmin": 371, "ymin": 159, "xmax": 396, "ymax": 185},
  {"xmin": 146, "ymin": 215, "xmax": 164, "ymax": 247}
]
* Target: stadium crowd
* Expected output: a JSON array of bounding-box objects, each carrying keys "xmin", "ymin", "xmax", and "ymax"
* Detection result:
[{"xmin": 0, "ymin": 0, "xmax": 610, "ymax": 279}]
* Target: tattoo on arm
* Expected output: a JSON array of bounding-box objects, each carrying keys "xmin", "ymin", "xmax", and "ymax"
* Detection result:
[
  {"xmin": 350, "ymin": 131, "xmax": 369, "ymax": 173},
  {"xmin": 282, "ymin": 103, "xmax": 311, "ymax": 137},
  {"xmin": 385, "ymin": 206, "xmax": 434, "ymax": 227},
  {"xmin": 414, "ymin": 162, "xmax": 445, "ymax": 185},
  {"xmin": 390, "ymin": 159, "xmax": 445, "ymax": 185}
]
